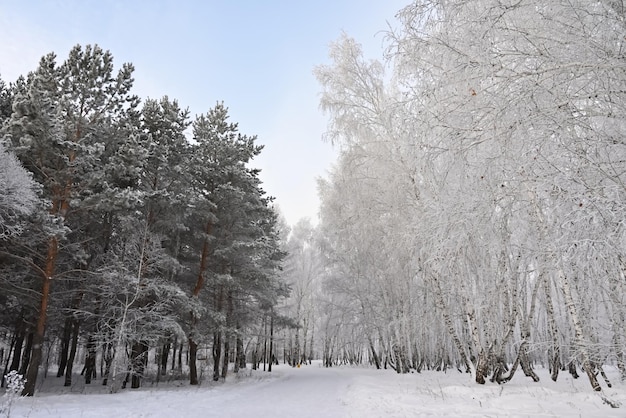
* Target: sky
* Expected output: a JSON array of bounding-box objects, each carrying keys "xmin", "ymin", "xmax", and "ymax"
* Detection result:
[{"xmin": 0, "ymin": 0, "xmax": 407, "ymax": 226}]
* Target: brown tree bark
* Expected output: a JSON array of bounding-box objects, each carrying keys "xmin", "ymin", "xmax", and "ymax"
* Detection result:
[
  {"xmin": 188, "ymin": 220, "xmax": 213, "ymax": 385},
  {"xmin": 22, "ymin": 237, "xmax": 55, "ymax": 396}
]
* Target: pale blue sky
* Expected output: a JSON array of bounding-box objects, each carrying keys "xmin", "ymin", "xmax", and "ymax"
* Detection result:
[{"xmin": 0, "ymin": 0, "xmax": 407, "ymax": 225}]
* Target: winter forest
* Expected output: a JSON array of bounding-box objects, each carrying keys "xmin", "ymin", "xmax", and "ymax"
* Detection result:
[{"xmin": 1, "ymin": 0, "xmax": 626, "ymax": 415}]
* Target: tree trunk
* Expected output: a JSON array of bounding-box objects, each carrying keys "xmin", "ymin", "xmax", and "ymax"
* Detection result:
[
  {"xmin": 102, "ymin": 340, "xmax": 115, "ymax": 386},
  {"xmin": 18, "ymin": 332, "xmax": 33, "ymax": 376},
  {"xmin": 263, "ymin": 319, "xmax": 269, "ymax": 370},
  {"xmin": 234, "ymin": 324, "xmax": 245, "ymax": 373},
  {"xmin": 212, "ymin": 330, "xmax": 222, "ymax": 381},
  {"xmin": 368, "ymin": 337, "xmax": 381, "ymax": 369},
  {"xmin": 543, "ymin": 274, "xmax": 561, "ymax": 382},
  {"xmin": 309, "ymin": 324, "xmax": 314, "ymax": 363},
  {"xmin": 559, "ymin": 273, "xmax": 601, "ymax": 391},
  {"xmin": 189, "ymin": 337, "xmax": 198, "ymax": 385},
  {"xmin": 171, "ymin": 336, "xmax": 177, "ymax": 373},
  {"xmin": 431, "ymin": 274, "xmax": 472, "ymax": 373},
  {"xmin": 268, "ymin": 314, "xmax": 274, "ymax": 372},
  {"xmin": 188, "ymin": 220, "xmax": 213, "ymax": 385},
  {"xmin": 177, "ymin": 341, "xmax": 183, "ymax": 371},
  {"xmin": 8, "ymin": 318, "xmax": 25, "ymax": 375},
  {"xmin": 23, "ymin": 239, "xmax": 55, "ymax": 397},
  {"xmin": 475, "ymin": 349, "xmax": 490, "ymax": 385},
  {"xmin": 1, "ymin": 329, "xmax": 18, "ymax": 387},
  {"xmin": 63, "ymin": 319, "xmax": 80, "ymax": 387},
  {"xmin": 130, "ymin": 341, "xmax": 148, "ymax": 389},
  {"xmin": 57, "ymin": 317, "xmax": 72, "ymax": 378},
  {"xmin": 160, "ymin": 341, "xmax": 170, "ymax": 376},
  {"xmin": 84, "ymin": 336, "xmax": 97, "ymax": 384},
  {"xmin": 294, "ymin": 326, "xmax": 300, "ymax": 367},
  {"xmin": 503, "ymin": 275, "xmax": 541, "ymax": 383},
  {"xmin": 221, "ymin": 337, "xmax": 229, "ymax": 380}
]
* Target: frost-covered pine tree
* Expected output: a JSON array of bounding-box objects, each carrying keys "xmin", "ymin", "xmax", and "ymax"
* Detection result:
[{"xmin": 4, "ymin": 44, "xmax": 140, "ymax": 395}]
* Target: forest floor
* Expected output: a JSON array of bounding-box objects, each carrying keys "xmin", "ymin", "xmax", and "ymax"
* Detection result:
[{"xmin": 5, "ymin": 361, "xmax": 626, "ymax": 417}]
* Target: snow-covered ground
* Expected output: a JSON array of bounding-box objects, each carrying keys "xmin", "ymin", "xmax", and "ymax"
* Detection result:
[{"xmin": 6, "ymin": 362, "xmax": 625, "ymax": 417}]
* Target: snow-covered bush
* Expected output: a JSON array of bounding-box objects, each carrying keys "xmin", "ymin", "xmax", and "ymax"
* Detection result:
[{"xmin": 1, "ymin": 371, "xmax": 25, "ymax": 418}]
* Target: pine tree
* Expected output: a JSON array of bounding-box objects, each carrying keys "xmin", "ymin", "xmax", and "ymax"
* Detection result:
[
  {"xmin": 185, "ymin": 103, "xmax": 286, "ymax": 384},
  {"xmin": 0, "ymin": 75, "xmax": 13, "ymax": 126},
  {"xmin": 3, "ymin": 44, "xmax": 140, "ymax": 395}
]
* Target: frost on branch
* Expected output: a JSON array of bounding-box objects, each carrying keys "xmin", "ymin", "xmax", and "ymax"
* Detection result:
[
  {"xmin": 0, "ymin": 142, "xmax": 38, "ymax": 239},
  {"xmin": 1, "ymin": 371, "xmax": 26, "ymax": 417}
]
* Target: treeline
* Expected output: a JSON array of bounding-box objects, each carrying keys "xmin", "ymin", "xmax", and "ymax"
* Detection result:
[
  {"xmin": 0, "ymin": 44, "xmax": 291, "ymax": 396},
  {"xmin": 312, "ymin": 0, "xmax": 626, "ymax": 396}
]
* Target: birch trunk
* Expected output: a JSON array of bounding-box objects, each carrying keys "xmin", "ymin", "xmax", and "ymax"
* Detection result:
[{"xmin": 558, "ymin": 272, "xmax": 601, "ymax": 391}]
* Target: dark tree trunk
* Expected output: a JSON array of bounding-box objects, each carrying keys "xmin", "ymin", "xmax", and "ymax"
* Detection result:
[
  {"xmin": 235, "ymin": 330, "xmax": 245, "ymax": 372},
  {"xmin": 212, "ymin": 330, "xmax": 222, "ymax": 382},
  {"xmin": 393, "ymin": 344, "xmax": 410, "ymax": 374},
  {"xmin": 221, "ymin": 338, "xmax": 229, "ymax": 380},
  {"xmin": 177, "ymin": 341, "xmax": 183, "ymax": 371},
  {"xmin": 102, "ymin": 340, "xmax": 115, "ymax": 386},
  {"xmin": 57, "ymin": 317, "xmax": 72, "ymax": 377},
  {"xmin": 212, "ymin": 285, "xmax": 225, "ymax": 381},
  {"xmin": 130, "ymin": 341, "xmax": 149, "ymax": 389},
  {"xmin": 84, "ymin": 336, "xmax": 97, "ymax": 384},
  {"xmin": 189, "ymin": 337, "xmax": 198, "ymax": 385},
  {"xmin": 64, "ymin": 318, "xmax": 80, "ymax": 386},
  {"xmin": 22, "ymin": 331, "xmax": 44, "ymax": 397},
  {"xmin": 160, "ymin": 342, "xmax": 170, "ymax": 376},
  {"xmin": 568, "ymin": 361, "xmax": 580, "ymax": 379},
  {"xmin": 18, "ymin": 332, "xmax": 33, "ymax": 376},
  {"xmin": 368, "ymin": 337, "xmax": 381, "ymax": 370},
  {"xmin": 309, "ymin": 325, "xmax": 314, "ymax": 364},
  {"xmin": 475, "ymin": 350, "xmax": 490, "ymax": 384},
  {"xmin": 1, "ymin": 332, "xmax": 17, "ymax": 388},
  {"xmin": 8, "ymin": 318, "xmax": 25, "ymax": 374},
  {"xmin": 171, "ymin": 336, "xmax": 177, "ymax": 372},
  {"xmin": 268, "ymin": 314, "xmax": 274, "ymax": 372},
  {"xmin": 264, "ymin": 317, "xmax": 269, "ymax": 370}
]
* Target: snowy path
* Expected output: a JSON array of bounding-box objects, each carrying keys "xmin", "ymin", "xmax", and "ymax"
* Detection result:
[
  {"xmin": 10, "ymin": 364, "xmax": 358, "ymax": 418},
  {"xmin": 203, "ymin": 365, "xmax": 354, "ymax": 417},
  {"xmin": 8, "ymin": 363, "xmax": 626, "ymax": 417}
]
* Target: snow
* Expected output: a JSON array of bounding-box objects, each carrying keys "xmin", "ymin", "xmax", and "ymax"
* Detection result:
[{"xmin": 7, "ymin": 362, "xmax": 625, "ymax": 417}]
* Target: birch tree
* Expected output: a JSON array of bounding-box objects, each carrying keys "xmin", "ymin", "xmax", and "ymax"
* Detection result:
[{"xmin": 316, "ymin": 0, "xmax": 626, "ymax": 391}]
